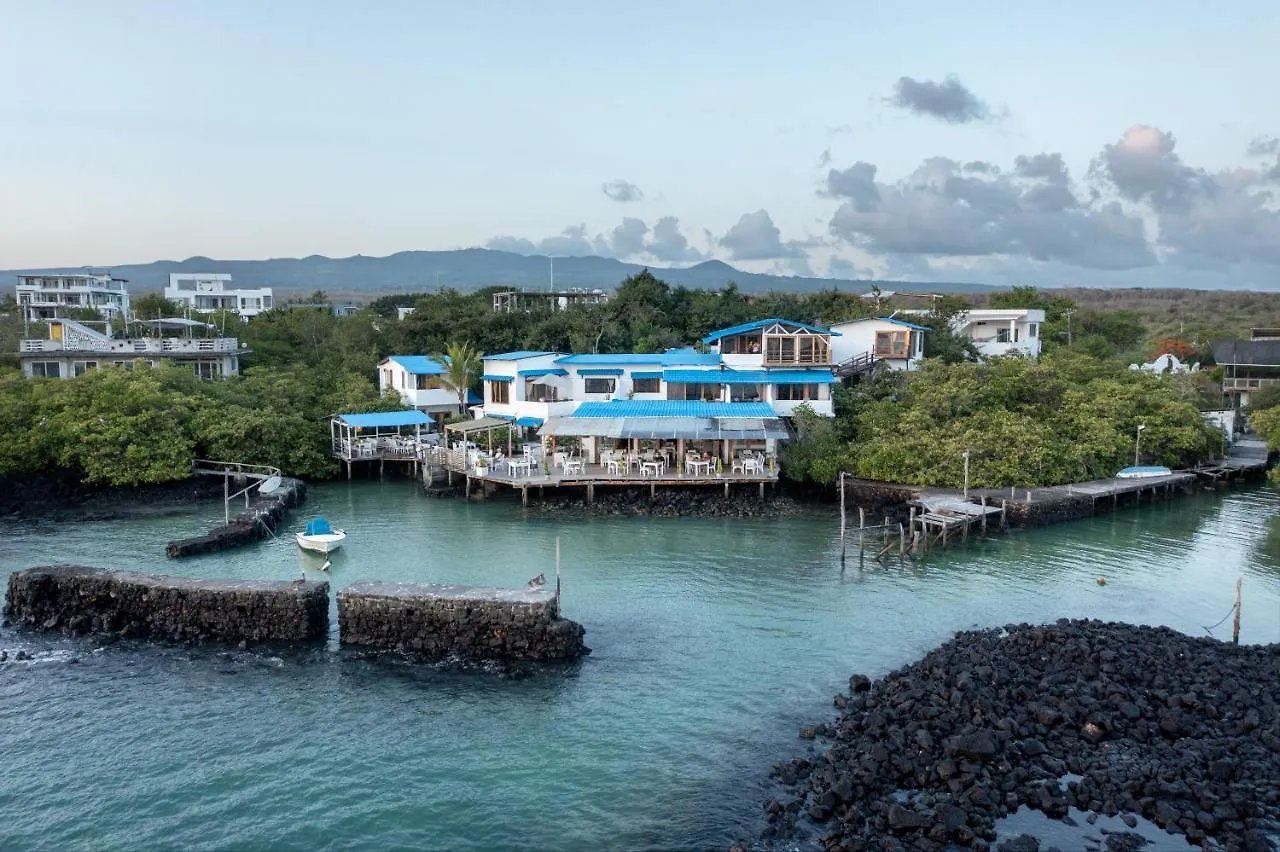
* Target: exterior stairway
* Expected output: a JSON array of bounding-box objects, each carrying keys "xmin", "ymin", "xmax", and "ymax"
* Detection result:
[{"xmin": 834, "ymin": 350, "xmax": 877, "ymax": 378}]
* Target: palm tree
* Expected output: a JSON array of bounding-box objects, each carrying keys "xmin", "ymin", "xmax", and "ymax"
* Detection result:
[{"xmin": 433, "ymin": 341, "xmax": 482, "ymax": 412}]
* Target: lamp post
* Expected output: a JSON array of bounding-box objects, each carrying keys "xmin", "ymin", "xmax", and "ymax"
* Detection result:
[
  {"xmin": 962, "ymin": 450, "xmax": 970, "ymax": 499},
  {"xmin": 1134, "ymin": 423, "xmax": 1146, "ymax": 468}
]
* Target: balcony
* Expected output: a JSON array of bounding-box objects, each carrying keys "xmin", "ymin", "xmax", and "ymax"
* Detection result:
[
  {"xmin": 1223, "ymin": 377, "xmax": 1280, "ymax": 391},
  {"xmin": 20, "ymin": 337, "xmax": 239, "ymax": 354}
]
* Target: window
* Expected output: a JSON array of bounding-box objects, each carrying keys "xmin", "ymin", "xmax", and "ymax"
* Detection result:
[
  {"xmin": 632, "ymin": 377, "xmax": 660, "ymax": 394},
  {"xmin": 875, "ymin": 331, "xmax": 908, "ymax": 357},
  {"xmin": 775, "ymin": 383, "xmax": 818, "ymax": 401},
  {"xmin": 488, "ymin": 380, "xmax": 510, "ymax": 404},
  {"xmin": 196, "ymin": 362, "xmax": 221, "ymax": 380},
  {"xmin": 415, "ymin": 375, "xmax": 443, "ymax": 390},
  {"xmin": 996, "ymin": 328, "xmax": 1010, "ymax": 343},
  {"xmin": 526, "ymin": 379, "xmax": 561, "ymax": 402},
  {"xmin": 72, "ymin": 361, "xmax": 98, "ymax": 377},
  {"xmin": 730, "ymin": 383, "xmax": 760, "ymax": 402},
  {"xmin": 1029, "ymin": 323, "xmax": 1038, "ymax": 338},
  {"xmin": 113, "ymin": 360, "xmax": 135, "ymax": 370},
  {"xmin": 584, "ymin": 378, "xmax": 616, "ymax": 395},
  {"xmin": 30, "ymin": 361, "xmax": 61, "ymax": 378}
]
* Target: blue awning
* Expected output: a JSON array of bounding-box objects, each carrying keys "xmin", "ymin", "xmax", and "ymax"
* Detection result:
[
  {"xmin": 631, "ymin": 371, "xmax": 663, "ymax": 380},
  {"xmin": 663, "ymin": 369, "xmax": 769, "ymax": 384},
  {"xmin": 480, "ymin": 374, "xmax": 513, "ymax": 382},
  {"xmin": 577, "ymin": 368, "xmax": 624, "ymax": 376},
  {"xmin": 516, "ymin": 416, "xmax": 544, "ymax": 427},
  {"xmin": 336, "ymin": 410, "xmax": 432, "ymax": 428},
  {"xmin": 769, "ymin": 370, "xmax": 838, "ymax": 385},
  {"xmin": 517, "ymin": 368, "xmax": 569, "ymax": 377},
  {"xmin": 487, "ymin": 412, "xmax": 515, "ymax": 421}
]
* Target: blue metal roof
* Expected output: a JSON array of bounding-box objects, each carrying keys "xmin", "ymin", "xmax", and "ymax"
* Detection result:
[
  {"xmin": 659, "ymin": 348, "xmax": 722, "ymax": 366},
  {"xmin": 769, "ymin": 370, "xmax": 838, "ymax": 384},
  {"xmin": 337, "ymin": 410, "xmax": 432, "ymax": 428},
  {"xmin": 517, "ymin": 368, "xmax": 568, "ymax": 377},
  {"xmin": 555, "ymin": 353, "xmax": 664, "ymax": 365},
  {"xmin": 701, "ymin": 317, "xmax": 840, "ymax": 344},
  {"xmin": 631, "ymin": 371, "xmax": 663, "ymax": 380},
  {"xmin": 571, "ymin": 401, "xmax": 778, "ymax": 418},
  {"xmin": 480, "ymin": 373, "xmax": 513, "ymax": 382},
  {"xmin": 577, "ymin": 368, "xmax": 624, "ymax": 376},
  {"xmin": 385, "ymin": 355, "xmax": 446, "ymax": 375},
  {"xmin": 485, "ymin": 351, "xmax": 559, "ymax": 361},
  {"xmin": 515, "ymin": 416, "xmax": 544, "ymax": 427},
  {"xmin": 878, "ymin": 316, "xmax": 931, "ymax": 332},
  {"xmin": 663, "ymin": 369, "xmax": 770, "ymax": 384}
]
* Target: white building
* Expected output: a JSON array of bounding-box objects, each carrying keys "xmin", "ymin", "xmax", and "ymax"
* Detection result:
[
  {"xmin": 952, "ymin": 308, "xmax": 1045, "ymax": 358},
  {"xmin": 828, "ymin": 317, "xmax": 928, "ymax": 375},
  {"xmin": 165, "ymin": 273, "xmax": 273, "ymax": 318},
  {"xmin": 477, "ymin": 318, "xmax": 839, "ymax": 430},
  {"xmin": 17, "ymin": 318, "xmax": 243, "ymax": 380},
  {"xmin": 377, "ymin": 355, "xmax": 477, "ymax": 424},
  {"xmin": 15, "ymin": 273, "xmax": 131, "ymax": 323}
]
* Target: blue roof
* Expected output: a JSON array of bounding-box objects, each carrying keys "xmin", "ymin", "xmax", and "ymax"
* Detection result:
[
  {"xmin": 659, "ymin": 348, "xmax": 722, "ymax": 366},
  {"xmin": 480, "ymin": 373, "xmax": 513, "ymax": 382},
  {"xmin": 517, "ymin": 368, "xmax": 568, "ymax": 377},
  {"xmin": 663, "ymin": 368, "xmax": 770, "ymax": 384},
  {"xmin": 385, "ymin": 355, "xmax": 446, "ymax": 375},
  {"xmin": 577, "ymin": 368, "xmax": 624, "ymax": 376},
  {"xmin": 878, "ymin": 317, "xmax": 931, "ymax": 332},
  {"xmin": 485, "ymin": 351, "xmax": 559, "ymax": 361},
  {"xmin": 516, "ymin": 416, "xmax": 544, "ymax": 427},
  {"xmin": 555, "ymin": 353, "xmax": 664, "ymax": 365},
  {"xmin": 631, "ymin": 371, "xmax": 663, "ymax": 380},
  {"xmin": 701, "ymin": 317, "xmax": 840, "ymax": 344},
  {"xmin": 337, "ymin": 410, "xmax": 432, "ymax": 428},
  {"xmin": 571, "ymin": 401, "xmax": 778, "ymax": 418}
]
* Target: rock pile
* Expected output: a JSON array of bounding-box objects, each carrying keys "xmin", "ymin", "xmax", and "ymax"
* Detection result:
[
  {"xmin": 763, "ymin": 620, "xmax": 1279, "ymax": 851},
  {"xmin": 166, "ymin": 477, "xmax": 306, "ymax": 557},
  {"xmin": 337, "ymin": 580, "xmax": 588, "ymax": 662},
  {"xmin": 5, "ymin": 565, "xmax": 329, "ymax": 643}
]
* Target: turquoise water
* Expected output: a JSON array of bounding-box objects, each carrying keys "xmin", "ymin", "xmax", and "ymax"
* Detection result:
[{"xmin": 2, "ymin": 482, "xmax": 1279, "ymax": 851}]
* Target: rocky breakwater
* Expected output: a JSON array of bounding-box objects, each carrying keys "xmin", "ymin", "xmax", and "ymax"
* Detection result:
[
  {"xmin": 763, "ymin": 620, "xmax": 1279, "ymax": 852},
  {"xmin": 166, "ymin": 476, "xmax": 306, "ymax": 557},
  {"xmin": 337, "ymin": 581, "xmax": 588, "ymax": 662},
  {"xmin": 533, "ymin": 486, "xmax": 805, "ymax": 518},
  {"xmin": 5, "ymin": 565, "xmax": 329, "ymax": 643}
]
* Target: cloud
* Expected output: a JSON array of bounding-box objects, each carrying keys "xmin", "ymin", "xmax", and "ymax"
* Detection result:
[
  {"xmin": 816, "ymin": 147, "xmax": 833, "ymax": 168},
  {"xmin": 826, "ymin": 255, "xmax": 870, "ymax": 280},
  {"xmin": 601, "ymin": 179, "xmax": 643, "ymax": 203},
  {"xmin": 719, "ymin": 210, "xmax": 807, "ymax": 260},
  {"xmin": 486, "ymin": 216, "xmax": 704, "ymax": 263},
  {"xmin": 1247, "ymin": 136, "xmax": 1279, "ymax": 157},
  {"xmin": 826, "ymin": 153, "xmax": 1155, "ymax": 270},
  {"xmin": 888, "ymin": 75, "xmax": 995, "ymax": 124},
  {"xmin": 648, "ymin": 216, "xmax": 705, "ymax": 262}
]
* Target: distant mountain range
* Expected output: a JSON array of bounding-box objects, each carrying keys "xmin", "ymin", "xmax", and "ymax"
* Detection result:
[{"xmin": 2, "ymin": 249, "xmax": 996, "ymax": 297}]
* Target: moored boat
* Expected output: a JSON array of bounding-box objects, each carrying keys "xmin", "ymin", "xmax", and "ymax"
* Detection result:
[
  {"xmin": 1116, "ymin": 465, "xmax": 1172, "ymax": 479},
  {"xmin": 296, "ymin": 517, "xmax": 346, "ymax": 553}
]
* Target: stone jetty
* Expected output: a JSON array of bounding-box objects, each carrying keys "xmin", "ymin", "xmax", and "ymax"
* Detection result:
[
  {"xmin": 337, "ymin": 581, "xmax": 588, "ymax": 661},
  {"xmin": 4, "ymin": 565, "xmax": 329, "ymax": 643},
  {"xmin": 166, "ymin": 477, "xmax": 306, "ymax": 557},
  {"xmin": 762, "ymin": 620, "xmax": 1279, "ymax": 852}
]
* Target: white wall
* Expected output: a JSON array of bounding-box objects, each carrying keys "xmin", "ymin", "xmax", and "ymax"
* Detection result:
[{"xmin": 828, "ymin": 320, "xmax": 922, "ymax": 370}]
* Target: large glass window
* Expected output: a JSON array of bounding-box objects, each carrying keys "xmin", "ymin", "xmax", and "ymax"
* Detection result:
[
  {"xmin": 775, "ymin": 383, "xmax": 818, "ymax": 401},
  {"xmin": 875, "ymin": 331, "xmax": 908, "ymax": 357},
  {"xmin": 30, "ymin": 362, "xmax": 61, "ymax": 378},
  {"xmin": 632, "ymin": 377, "xmax": 660, "ymax": 394},
  {"xmin": 584, "ymin": 378, "xmax": 616, "ymax": 395},
  {"xmin": 526, "ymin": 380, "xmax": 562, "ymax": 402},
  {"xmin": 489, "ymin": 380, "xmax": 510, "ymax": 404},
  {"xmin": 72, "ymin": 361, "xmax": 98, "ymax": 377}
]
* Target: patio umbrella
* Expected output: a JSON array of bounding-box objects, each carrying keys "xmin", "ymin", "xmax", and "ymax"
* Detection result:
[{"xmin": 529, "ymin": 373, "xmax": 570, "ymax": 394}]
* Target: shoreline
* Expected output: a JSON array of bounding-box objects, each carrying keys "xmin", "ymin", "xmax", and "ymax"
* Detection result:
[{"xmin": 752, "ymin": 619, "xmax": 1280, "ymax": 852}]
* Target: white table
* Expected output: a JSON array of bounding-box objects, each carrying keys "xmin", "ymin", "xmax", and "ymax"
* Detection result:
[
  {"xmin": 687, "ymin": 459, "xmax": 712, "ymax": 476},
  {"xmin": 640, "ymin": 460, "xmax": 664, "ymax": 478},
  {"xmin": 508, "ymin": 457, "xmax": 536, "ymax": 477},
  {"xmin": 562, "ymin": 459, "xmax": 584, "ymax": 475}
]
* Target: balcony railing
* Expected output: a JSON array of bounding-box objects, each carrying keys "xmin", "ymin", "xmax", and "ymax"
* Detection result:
[
  {"xmin": 20, "ymin": 337, "xmax": 239, "ymax": 354},
  {"xmin": 1223, "ymin": 377, "xmax": 1280, "ymax": 391}
]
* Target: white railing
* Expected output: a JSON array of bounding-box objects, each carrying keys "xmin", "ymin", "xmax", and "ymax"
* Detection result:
[
  {"xmin": 1223, "ymin": 377, "xmax": 1280, "ymax": 391},
  {"xmin": 19, "ymin": 337, "xmax": 239, "ymax": 354}
]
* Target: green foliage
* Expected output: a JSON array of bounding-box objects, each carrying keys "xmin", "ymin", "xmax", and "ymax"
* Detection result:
[
  {"xmin": 435, "ymin": 341, "xmax": 482, "ymax": 408},
  {"xmin": 130, "ymin": 293, "xmax": 185, "ymax": 320},
  {"xmin": 796, "ymin": 354, "xmax": 1220, "ymax": 488}
]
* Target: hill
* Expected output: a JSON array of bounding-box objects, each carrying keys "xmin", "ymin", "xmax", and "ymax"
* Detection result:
[{"xmin": 1, "ymin": 249, "xmax": 994, "ymax": 296}]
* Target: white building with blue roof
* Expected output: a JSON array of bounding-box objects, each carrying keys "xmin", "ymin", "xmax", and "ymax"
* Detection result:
[
  {"xmin": 828, "ymin": 317, "xmax": 928, "ymax": 375},
  {"xmin": 378, "ymin": 355, "xmax": 478, "ymax": 424}
]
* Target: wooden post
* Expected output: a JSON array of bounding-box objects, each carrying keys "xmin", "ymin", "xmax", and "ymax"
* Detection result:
[
  {"xmin": 522, "ymin": 487, "xmax": 528, "ymax": 506},
  {"xmin": 556, "ymin": 536, "xmax": 562, "ymax": 600},
  {"xmin": 587, "ymin": 483, "xmax": 594, "ymax": 504},
  {"xmin": 724, "ymin": 480, "xmax": 729, "ymax": 498},
  {"xmin": 346, "ymin": 460, "xmax": 352, "ymax": 480},
  {"xmin": 464, "ymin": 475, "xmax": 470, "ymax": 502},
  {"xmin": 980, "ymin": 497, "xmax": 987, "ymax": 533},
  {"xmin": 224, "ymin": 474, "xmax": 229, "ymax": 525},
  {"xmin": 1233, "ymin": 576, "xmax": 1242, "ymax": 645},
  {"xmin": 839, "ymin": 473, "xmax": 847, "ymax": 565},
  {"xmin": 1000, "ymin": 499, "xmax": 1007, "ymax": 529},
  {"xmin": 882, "ymin": 517, "xmax": 889, "ymax": 548},
  {"xmin": 898, "ymin": 522, "xmax": 905, "ymax": 554},
  {"xmin": 858, "ymin": 506, "xmax": 865, "ymax": 552},
  {"xmin": 758, "ymin": 481, "xmax": 765, "ymax": 500}
]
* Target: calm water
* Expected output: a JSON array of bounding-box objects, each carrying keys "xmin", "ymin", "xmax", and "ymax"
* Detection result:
[{"xmin": 2, "ymin": 482, "xmax": 1279, "ymax": 851}]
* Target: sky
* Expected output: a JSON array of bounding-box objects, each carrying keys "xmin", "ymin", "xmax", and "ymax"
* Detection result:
[{"xmin": 1, "ymin": 0, "xmax": 1278, "ymax": 288}]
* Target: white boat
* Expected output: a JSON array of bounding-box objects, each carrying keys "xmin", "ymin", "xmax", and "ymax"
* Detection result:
[
  {"xmin": 1116, "ymin": 465, "xmax": 1172, "ymax": 480},
  {"xmin": 296, "ymin": 517, "xmax": 346, "ymax": 553}
]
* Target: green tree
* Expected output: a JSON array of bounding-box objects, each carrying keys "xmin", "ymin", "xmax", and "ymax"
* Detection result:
[{"xmin": 434, "ymin": 341, "xmax": 483, "ymax": 409}]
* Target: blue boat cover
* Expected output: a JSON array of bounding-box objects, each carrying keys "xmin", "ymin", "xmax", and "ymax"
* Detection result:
[{"xmin": 304, "ymin": 517, "xmax": 333, "ymax": 535}]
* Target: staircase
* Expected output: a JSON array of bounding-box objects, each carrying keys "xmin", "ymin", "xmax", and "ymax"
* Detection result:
[{"xmin": 834, "ymin": 350, "xmax": 877, "ymax": 379}]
